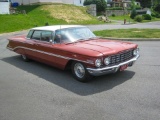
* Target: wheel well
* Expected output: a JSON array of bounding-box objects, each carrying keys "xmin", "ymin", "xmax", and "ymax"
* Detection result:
[
  {"xmin": 65, "ymin": 60, "xmax": 89, "ymax": 70},
  {"xmin": 65, "ymin": 60, "xmax": 74, "ymax": 70}
]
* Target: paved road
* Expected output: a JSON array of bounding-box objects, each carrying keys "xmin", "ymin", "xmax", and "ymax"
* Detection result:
[
  {"xmin": 0, "ymin": 23, "xmax": 160, "ymax": 120},
  {"xmin": 87, "ymin": 21, "xmax": 160, "ymax": 31}
]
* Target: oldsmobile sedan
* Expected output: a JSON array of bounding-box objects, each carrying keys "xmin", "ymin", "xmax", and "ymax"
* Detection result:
[{"xmin": 7, "ymin": 25, "xmax": 140, "ymax": 82}]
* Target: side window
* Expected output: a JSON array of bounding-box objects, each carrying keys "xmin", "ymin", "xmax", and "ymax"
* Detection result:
[
  {"xmin": 41, "ymin": 31, "xmax": 52, "ymax": 42},
  {"xmin": 27, "ymin": 30, "xmax": 33, "ymax": 39},
  {"xmin": 32, "ymin": 31, "xmax": 41, "ymax": 40}
]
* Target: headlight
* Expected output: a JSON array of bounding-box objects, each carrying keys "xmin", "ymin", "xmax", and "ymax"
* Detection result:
[
  {"xmin": 104, "ymin": 57, "xmax": 110, "ymax": 65},
  {"xmin": 95, "ymin": 59, "xmax": 102, "ymax": 67},
  {"xmin": 133, "ymin": 48, "xmax": 139, "ymax": 56}
]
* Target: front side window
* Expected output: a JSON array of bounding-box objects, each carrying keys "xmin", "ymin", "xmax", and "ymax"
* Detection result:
[{"xmin": 41, "ymin": 31, "xmax": 52, "ymax": 42}]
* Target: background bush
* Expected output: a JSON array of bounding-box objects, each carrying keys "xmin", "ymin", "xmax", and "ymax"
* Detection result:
[
  {"xmin": 151, "ymin": 11, "xmax": 160, "ymax": 18},
  {"xmin": 84, "ymin": 0, "xmax": 107, "ymax": 13},
  {"xmin": 142, "ymin": 14, "xmax": 152, "ymax": 20},
  {"xmin": 134, "ymin": 15, "xmax": 143, "ymax": 22},
  {"xmin": 135, "ymin": 5, "xmax": 142, "ymax": 10},
  {"xmin": 130, "ymin": 9, "xmax": 137, "ymax": 19},
  {"xmin": 112, "ymin": 13, "xmax": 115, "ymax": 17},
  {"xmin": 156, "ymin": 14, "xmax": 160, "ymax": 18}
]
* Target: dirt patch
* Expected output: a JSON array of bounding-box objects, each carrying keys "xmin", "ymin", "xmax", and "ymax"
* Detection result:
[{"xmin": 41, "ymin": 4, "xmax": 92, "ymax": 23}]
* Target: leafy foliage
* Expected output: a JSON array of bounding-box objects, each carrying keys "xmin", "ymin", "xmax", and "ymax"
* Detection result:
[
  {"xmin": 134, "ymin": 15, "xmax": 143, "ymax": 22},
  {"xmin": 154, "ymin": 4, "xmax": 160, "ymax": 13},
  {"xmin": 112, "ymin": 13, "xmax": 115, "ymax": 17},
  {"xmin": 135, "ymin": 5, "xmax": 142, "ymax": 10},
  {"xmin": 142, "ymin": 14, "xmax": 152, "ymax": 20},
  {"xmin": 136, "ymin": 0, "xmax": 151, "ymax": 8},
  {"xmin": 84, "ymin": 0, "xmax": 107, "ymax": 13},
  {"xmin": 152, "ymin": 4, "xmax": 160, "ymax": 18},
  {"xmin": 131, "ymin": 0, "xmax": 136, "ymax": 10},
  {"xmin": 130, "ymin": 9, "xmax": 137, "ymax": 19}
]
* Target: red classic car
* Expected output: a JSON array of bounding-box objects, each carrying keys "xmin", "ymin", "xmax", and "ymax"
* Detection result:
[{"xmin": 7, "ymin": 25, "xmax": 139, "ymax": 82}]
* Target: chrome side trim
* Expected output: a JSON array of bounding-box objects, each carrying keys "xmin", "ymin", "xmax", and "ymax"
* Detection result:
[
  {"xmin": 87, "ymin": 54, "xmax": 140, "ymax": 76},
  {"xmin": 7, "ymin": 47, "xmax": 13, "ymax": 51},
  {"xmin": 7, "ymin": 46, "xmax": 94, "ymax": 64}
]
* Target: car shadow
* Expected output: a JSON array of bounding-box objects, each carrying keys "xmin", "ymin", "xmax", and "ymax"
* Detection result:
[{"xmin": 2, "ymin": 55, "xmax": 135, "ymax": 96}]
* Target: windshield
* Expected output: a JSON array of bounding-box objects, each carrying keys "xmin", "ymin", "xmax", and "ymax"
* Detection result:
[{"xmin": 54, "ymin": 27, "xmax": 96, "ymax": 43}]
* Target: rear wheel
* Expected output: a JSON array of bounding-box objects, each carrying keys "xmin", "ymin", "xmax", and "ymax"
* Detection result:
[
  {"xmin": 21, "ymin": 55, "xmax": 29, "ymax": 62},
  {"xmin": 71, "ymin": 61, "xmax": 92, "ymax": 82}
]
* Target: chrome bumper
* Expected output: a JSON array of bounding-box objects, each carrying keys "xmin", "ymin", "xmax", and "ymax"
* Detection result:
[{"xmin": 87, "ymin": 54, "xmax": 140, "ymax": 76}]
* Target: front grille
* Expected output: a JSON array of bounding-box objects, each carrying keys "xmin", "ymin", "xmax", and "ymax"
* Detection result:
[{"xmin": 109, "ymin": 49, "xmax": 134, "ymax": 66}]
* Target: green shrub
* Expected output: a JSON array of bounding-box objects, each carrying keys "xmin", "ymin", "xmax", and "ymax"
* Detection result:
[
  {"xmin": 84, "ymin": 0, "xmax": 107, "ymax": 13},
  {"xmin": 151, "ymin": 11, "xmax": 156, "ymax": 17},
  {"xmin": 135, "ymin": 5, "xmax": 142, "ymax": 10},
  {"xmin": 156, "ymin": 14, "xmax": 160, "ymax": 18},
  {"xmin": 142, "ymin": 14, "xmax": 152, "ymax": 20},
  {"xmin": 112, "ymin": 13, "xmax": 115, "ymax": 17},
  {"xmin": 151, "ymin": 10, "xmax": 160, "ymax": 18},
  {"xmin": 130, "ymin": 9, "xmax": 137, "ymax": 19},
  {"xmin": 134, "ymin": 15, "xmax": 143, "ymax": 22}
]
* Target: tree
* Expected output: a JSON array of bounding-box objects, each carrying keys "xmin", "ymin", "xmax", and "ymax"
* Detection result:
[
  {"xmin": 136, "ymin": 0, "xmax": 151, "ymax": 8},
  {"xmin": 130, "ymin": 0, "xmax": 137, "ymax": 19},
  {"xmin": 84, "ymin": 0, "xmax": 107, "ymax": 13},
  {"xmin": 130, "ymin": 9, "xmax": 137, "ymax": 19},
  {"xmin": 154, "ymin": 4, "xmax": 160, "ymax": 13},
  {"xmin": 131, "ymin": 0, "xmax": 136, "ymax": 10}
]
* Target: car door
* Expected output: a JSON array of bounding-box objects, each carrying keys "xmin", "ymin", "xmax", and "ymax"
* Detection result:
[
  {"xmin": 25, "ymin": 30, "xmax": 54, "ymax": 62},
  {"xmin": 24, "ymin": 30, "xmax": 39, "ymax": 59},
  {"xmin": 32, "ymin": 30, "xmax": 57, "ymax": 64},
  {"xmin": 25, "ymin": 29, "xmax": 68, "ymax": 69}
]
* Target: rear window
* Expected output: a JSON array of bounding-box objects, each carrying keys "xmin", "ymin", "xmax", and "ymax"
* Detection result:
[{"xmin": 32, "ymin": 31, "xmax": 41, "ymax": 40}]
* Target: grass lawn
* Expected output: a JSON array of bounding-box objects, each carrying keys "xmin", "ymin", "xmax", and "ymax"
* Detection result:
[
  {"xmin": 109, "ymin": 15, "xmax": 160, "ymax": 23},
  {"xmin": 0, "ymin": 4, "xmax": 104, "ymax": 34},
  {"xmin": 109, "ymin": 15, "xmax": 131, "ymax": 21},
  {"xmin": 94, "ymin": 29, "xmax": 160, "ymax": 38}
]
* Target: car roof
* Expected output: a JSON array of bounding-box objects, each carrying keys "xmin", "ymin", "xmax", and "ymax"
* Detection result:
[{"xmin": 31, "ymin": 25, "xmax": 86, "ymax": 31}]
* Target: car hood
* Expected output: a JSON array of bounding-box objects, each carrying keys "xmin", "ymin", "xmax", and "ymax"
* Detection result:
[
  {"xmin": 68, "ymin": 39, "xmax": 137, "ymax": 56},
  {"xmin": 56, "ymin": 39, "xmax": 138, "ymax": 57}
]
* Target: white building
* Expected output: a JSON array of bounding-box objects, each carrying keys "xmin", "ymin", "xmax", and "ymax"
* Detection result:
[
  {"xmin": 0, "ymin": 1, "xmax": 11, "ymax": 14},
  {"xmin": 11, "ymin": 0, "xmax": 85, "ymax": 6}
]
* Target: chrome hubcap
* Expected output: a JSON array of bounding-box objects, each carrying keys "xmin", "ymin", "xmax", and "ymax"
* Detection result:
[{"xmin": 74, "ymin": 63, "xmax": 85, "ymax": 78}]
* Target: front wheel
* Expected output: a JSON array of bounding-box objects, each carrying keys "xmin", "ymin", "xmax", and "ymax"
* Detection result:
[{"xmin": 71, "ymin": 62, "xmax": 92, "ymax": 82}]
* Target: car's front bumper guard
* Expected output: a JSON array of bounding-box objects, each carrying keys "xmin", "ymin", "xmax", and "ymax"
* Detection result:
[{"xmin": 87, "ymin": 54, "xmax": 140, "ymax": 76}]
